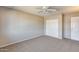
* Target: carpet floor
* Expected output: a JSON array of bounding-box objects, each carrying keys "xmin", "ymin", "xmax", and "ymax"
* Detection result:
[{"xmin": 0, "ymin": 35, "xmax": 79, "ymax": 52}]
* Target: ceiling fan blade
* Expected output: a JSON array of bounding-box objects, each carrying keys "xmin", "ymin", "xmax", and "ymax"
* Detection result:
[
  {"xmin": 47, "ymin": 6, "xmax": 54, "ymax": 9},
  {"xmin": 36, "ymin": 6, "xmax": 48, "ymax": 10},
  {"xmin": 47, "ymin": 9, "xmax": 56, "ymax": 11},
  {"xmin": 36, "ymin": 6, "xmax": 57, "ymax": 16}
]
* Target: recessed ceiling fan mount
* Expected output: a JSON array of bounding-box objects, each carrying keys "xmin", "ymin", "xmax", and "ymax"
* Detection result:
[{"xmin": 37, "ymin": 6, "xmax": 56, "ymax": 16}]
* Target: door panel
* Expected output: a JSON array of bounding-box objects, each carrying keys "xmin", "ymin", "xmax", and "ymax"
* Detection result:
[{"xmin": 71, "ymin": 17, "xmax": 79, "ymax": 41}]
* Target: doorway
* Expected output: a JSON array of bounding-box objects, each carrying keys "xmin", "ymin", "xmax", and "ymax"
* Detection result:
[{"xmin": 46, "ymin": 19, "xmax": 59, "ymax": 38}]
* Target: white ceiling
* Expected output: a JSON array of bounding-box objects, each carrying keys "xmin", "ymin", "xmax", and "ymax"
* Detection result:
[{"xmin": 7, "ymin": 6, "xmax": 79, "ymax": 16}]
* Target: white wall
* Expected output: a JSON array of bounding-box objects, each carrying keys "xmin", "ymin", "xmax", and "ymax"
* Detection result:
[
  {"xmin": 64, "ymin": 14, "xmax": 71, "ymax": 39},
  {"xmin": 0, "ymin": 7, "xmax": 44, "ymax": 47}
]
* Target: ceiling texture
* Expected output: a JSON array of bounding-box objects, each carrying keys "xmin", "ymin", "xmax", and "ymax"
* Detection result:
[{"xmin": 7, "ymin": 6, "xmax": 79, "ymax": 16}]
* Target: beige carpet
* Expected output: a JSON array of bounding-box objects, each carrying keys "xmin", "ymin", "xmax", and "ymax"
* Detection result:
[{"xmin": 0, "ymin": 35, "xmax": 79, "ymax": 52}]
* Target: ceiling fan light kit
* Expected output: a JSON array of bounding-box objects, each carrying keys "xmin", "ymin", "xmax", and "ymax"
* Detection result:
[{"xmin": 37, "ymin": 6, "xmax": 56, "ymax": 16}]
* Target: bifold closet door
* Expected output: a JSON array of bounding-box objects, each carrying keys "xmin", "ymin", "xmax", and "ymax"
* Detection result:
[
  {"xmin": 71, "ymin": 17, "xmax": 79, "ymax": 41},
  {"xmin": 46, "ymin": 19, "xmax": 58, "ymax": 37}
]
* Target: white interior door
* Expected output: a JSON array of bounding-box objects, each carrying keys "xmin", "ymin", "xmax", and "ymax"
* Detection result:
[
  {"xmin": 71, "ymin": 17, "xmax": 79, "ymax": 41},
  {"xmin": 46, "ymin": 19, "xmax": 58, "ymax": 37}
]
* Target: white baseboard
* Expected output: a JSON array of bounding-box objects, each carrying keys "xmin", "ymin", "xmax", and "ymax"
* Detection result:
[
  {"xmin": 45, "ymin": 34, "xmax": 62, "ymax": 40},
  {"xmin": 0, "ymin": 34, "xmax": 44, "ymax": 48},
  {"xmin": 64, "ymin": 37, "xmax": 79, "ymax": 42},
  {"xmin": 64, "ymin": 37, "xmax": 71, "ymax": 40}
]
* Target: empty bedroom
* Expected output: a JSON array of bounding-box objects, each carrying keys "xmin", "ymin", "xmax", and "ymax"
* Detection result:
[{"xmin": 0, "ymin": 6, "xmax": 79, "ymax": 52}]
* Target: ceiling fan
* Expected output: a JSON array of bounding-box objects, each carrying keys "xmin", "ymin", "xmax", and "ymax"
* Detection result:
[{"xmin": 37, "ymin": 6, "xmax": 56, "ymax": 16}]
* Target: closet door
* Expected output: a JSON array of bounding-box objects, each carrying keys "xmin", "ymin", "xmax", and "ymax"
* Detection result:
[
  {"xmin": 46, "ymin": 19, "xmax": 58, "ymax": 37},
  {"xmin": 71, "ymin": 17, "xmax": 79, "ymax": 41}
]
